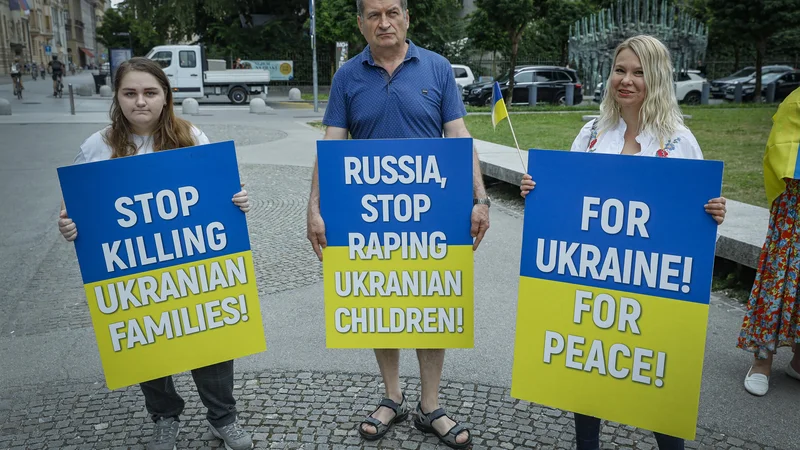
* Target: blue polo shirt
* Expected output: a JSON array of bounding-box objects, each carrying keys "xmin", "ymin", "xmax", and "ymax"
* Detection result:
[{"xmin": 323, "ymin": 40, "xmax": 466, "ymax": 139}]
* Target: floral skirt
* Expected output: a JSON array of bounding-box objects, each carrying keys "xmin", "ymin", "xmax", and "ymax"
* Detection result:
[{"xmin": 737, "ymin": 179, "xmax": 800, "ymax": 359}]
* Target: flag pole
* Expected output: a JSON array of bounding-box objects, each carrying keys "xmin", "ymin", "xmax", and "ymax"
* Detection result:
[
  {"xmin": 491, "ymin": 81, "xmax": 527, "ymax": 172},
  {"xmin": 505, "ymin": 114, "xmax": 527, "ymax": 172}
]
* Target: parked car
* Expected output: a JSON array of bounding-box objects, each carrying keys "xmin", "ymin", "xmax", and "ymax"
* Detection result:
[
  {"xmin": 593, "ymin": 70, "xmax": 707, "ymax": 104},
  {"xmin": 462, "ymin": 65, "xmax": 583, "ymax": 106},
  {"xmin": 710, "ymin": 65, "xmax": 794, "ymax": 98},
  {"xmin": 724, "ymin": 69, "xmax": 800, "ymax": 102},
  {"xmin": 451, "ymin": 64, "xmax": 475, "ymax": 88}
]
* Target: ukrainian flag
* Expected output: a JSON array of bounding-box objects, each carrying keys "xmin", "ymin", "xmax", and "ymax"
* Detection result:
[
  {"xmin": 763, "ymin": 87, "xmax": 800, "ymax": 205},
  {"xmin": 491, "ymin": 81, "xmax": 508, "ymax": 129}
]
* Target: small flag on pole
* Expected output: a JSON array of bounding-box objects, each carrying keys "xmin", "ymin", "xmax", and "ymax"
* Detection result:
[
  {"xmin": 489, "ymin": 81, "xmax": 526, "ymax": 171},
  {"xmin": 491, "ymin": 82, "xmax": 508, "ymax": 129}
]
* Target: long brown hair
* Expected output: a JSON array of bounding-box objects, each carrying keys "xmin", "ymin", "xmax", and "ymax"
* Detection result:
[{"xmin": 105, "ymin": 57, "xmax": 198, "ymax": 158}]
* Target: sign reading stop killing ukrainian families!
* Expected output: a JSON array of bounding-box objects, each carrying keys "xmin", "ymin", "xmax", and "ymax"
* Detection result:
[
  {"xmin": 511, "ymin": 149, "xmax": 723, "ymax": 440},
  {"xmin": 318, "ymin": 138, "xmax": 474, "ymax": 348},
  {"xmin": 57, "ymin": 141, "xmax": 265, "ymax": 390}
]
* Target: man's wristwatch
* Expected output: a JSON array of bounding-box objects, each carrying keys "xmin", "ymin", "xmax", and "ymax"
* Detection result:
[{"xmin": 473, "ymin": 197, "xmax": 491, "ymax": 207}]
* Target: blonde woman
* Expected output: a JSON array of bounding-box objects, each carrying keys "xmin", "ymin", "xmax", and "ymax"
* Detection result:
[{"xmin": 520, "ymin": 35, "xmax": 726, "ymax": 449}]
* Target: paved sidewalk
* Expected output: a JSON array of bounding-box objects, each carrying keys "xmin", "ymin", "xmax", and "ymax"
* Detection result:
[{"xmin": 0, "ymin": 370, "xmax": 774, "ymax": 450}]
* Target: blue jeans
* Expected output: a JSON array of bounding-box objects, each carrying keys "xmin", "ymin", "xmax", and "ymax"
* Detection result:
[
  {"xmin": 139, "ymin": 360, "xmax": 238, "ymax": 428},
  {"xmin": 574, "ymin": 413, "xmax": 684, "ymax": 450}
]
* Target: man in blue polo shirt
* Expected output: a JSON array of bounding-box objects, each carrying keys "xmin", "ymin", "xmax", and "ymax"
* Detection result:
[{"xmin": 305, "ymin": 0, "xmax": 488, "ymax": 448}]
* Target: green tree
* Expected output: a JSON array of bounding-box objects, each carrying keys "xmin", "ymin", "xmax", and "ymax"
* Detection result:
[
  {"xmin": 96, "ymin": 8, "xmax": 136, "ymax": 51},
  {"xmin": 407, "ymin": 0, "xmax": 464, "ymax": 58},
  {"xmin": 315, "ymin": 0, "xmax": 363, "ymax": 73},
  {"xmin": 465, "ymin": 9, "xmax": 505, "ymax": 55},
  {"xmin": 475, "ymin": 0, "xmax": 548, "ymax": 106},
  {"xmin": 707, "ymin": 0, "xmax": 800, "ymax": 101},
  {"xmin": 96, "ymin": 3, "xmax": 165, "ymax": 56}
]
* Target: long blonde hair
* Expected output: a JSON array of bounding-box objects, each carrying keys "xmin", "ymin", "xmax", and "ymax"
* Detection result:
[
  {"xmin": 105, "ymin": 57, "xmax": 198, "ymax": 158},
  {"xmin": 598, "ymin": 35, "xmax": 684, "ymax": 144}
]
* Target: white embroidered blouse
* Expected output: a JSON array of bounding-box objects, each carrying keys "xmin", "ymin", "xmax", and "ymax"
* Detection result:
[{"xmin": 570, "ymin": 118, "xmax": 703, "ymax": 160}]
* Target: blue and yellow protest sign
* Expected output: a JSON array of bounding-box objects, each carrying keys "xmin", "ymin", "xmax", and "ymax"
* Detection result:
[
  {"xmin": 511, "ymin": 149, "xmax": 722, "ymax": 440},
  {"xmin": 57, "ymin": 141, "xmax": 266, "ymax": 390},
  {"xmin": 318, "ymin": 138, "xmax": 474, "ymax": 349}
]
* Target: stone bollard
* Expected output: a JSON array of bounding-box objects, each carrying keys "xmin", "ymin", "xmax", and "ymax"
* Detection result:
[
  {"xmin": 99, "ymin": 85, "xmax": 113, "ymax": 97},
  {"xmin": 565, "ymin": 83, "xmax": 575, "ymax": 106},
  {"xmin": 527, "ymin": 85, "xmax": 537, "ymax": 106},
  {"xmin": 288, "ymin": 88, "xmax": 302, "ymax": 101},
  {"xmin": 249, "ymin": 98, "xmax": 267, "ymax": 114},
  {"xmin": 182, "ymin": 98, "xmax": 199, "ymax": 115},
  {"xmin": 766, "ymin": 82, "xmax": 776, "ymax": 103},
  {"xmin": 77, "ymin": 84, "xmax": 94, "ymax": 96},
  {"xmin": 701, "ymin": 82, "xmax": 710, "ymax": 105},
  {"xmin": 0, "ymin": 98, "xmax": 11, "ymax": 115}
]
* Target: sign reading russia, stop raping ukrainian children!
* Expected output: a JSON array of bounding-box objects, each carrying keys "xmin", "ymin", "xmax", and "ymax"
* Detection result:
[
  {"xmin": 57, "ymin": 141, "xmax": 266, "ymax": 390},
  {"xmin": 318, "ymin": 138, "xmax": 474, "ymax": 348},
  {"xmin": 511, "ymin": 149, "xmax": 723, "ymax": 440}
]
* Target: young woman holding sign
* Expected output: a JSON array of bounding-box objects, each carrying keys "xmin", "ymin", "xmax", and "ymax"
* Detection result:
[
  {"xmin": 737, "ymin": 87, "xmax": 800, "ymax": 397},
  {"xmin": 520, "ymin": 35, "xmax": 727, "ymax": 449},
  {"xmin": 57, "ymin": 57, "xmax": 253, "ymax": 450}
]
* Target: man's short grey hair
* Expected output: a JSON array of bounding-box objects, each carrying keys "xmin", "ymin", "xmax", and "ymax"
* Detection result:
[{"xmin": 357, "ymin": 0, "xmax": 408, "ymax": 17}]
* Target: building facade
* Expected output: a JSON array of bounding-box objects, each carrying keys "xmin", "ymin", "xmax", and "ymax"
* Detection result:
[
  {"xmin": 65, "ymin": 0, "xmax": 98, "ymax": 68},
  {"xmin": 2, "ymin": 0, "xmax": 34, "ymax": 75},
  {"xmin": 93, "ymin": 0, "xmax": 105, "ymax": 65},
  {"xmin": 28, "ymin": 0, "xmax": 54, "ymax": 66},
  {"xmin": 50, "ymin": 0, "xmax": 68, "ymax": 64}
]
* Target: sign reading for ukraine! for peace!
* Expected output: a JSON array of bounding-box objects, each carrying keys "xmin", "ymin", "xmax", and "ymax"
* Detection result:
[
  {"xmin": 511, "ymin": 149, "xmax": 723, "ymax": 440},
  {"xmin": 57, "ymin": 141, "xmax": 266, "ymax": 390},
  {"xmin": 318, "ymin": 138, "xmax": 474, "ymax": 349}
]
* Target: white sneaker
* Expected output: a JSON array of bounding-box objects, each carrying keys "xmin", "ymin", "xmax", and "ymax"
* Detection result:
[
  {"xmin": 744, "ymin": 366, "xmax": 769, "ymax": 396},
  {"xmin": 787, "ymin": 362, "xmax": 800, "ymax": 381}
]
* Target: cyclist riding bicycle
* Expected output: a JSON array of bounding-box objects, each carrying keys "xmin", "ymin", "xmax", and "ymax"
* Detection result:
[
  {"xmin": 10, "ymin": 57, "xmax": 23, "ymax": 93},
  {"xmin": 48, "ymin": 55, "xmax": 64, "ymax": 97}
]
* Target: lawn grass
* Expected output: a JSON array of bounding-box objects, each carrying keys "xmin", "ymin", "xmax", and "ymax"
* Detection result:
[
  {"xmin": 301, "ymin": 92, "xmax": 329, "ymax": 101},
  {"xmin": 465, "ymin": 105, "xmax": 776, "ymax": 208}
]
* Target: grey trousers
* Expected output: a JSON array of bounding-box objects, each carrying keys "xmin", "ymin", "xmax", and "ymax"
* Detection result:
[{"xmin": 139, "ymin": 360, "xmax": 237, "ymax": 428}]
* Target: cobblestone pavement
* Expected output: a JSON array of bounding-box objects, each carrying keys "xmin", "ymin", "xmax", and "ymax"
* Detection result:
[{"xmin": 0, "ymin": 370, "xmax": 778, "ymax": 450}]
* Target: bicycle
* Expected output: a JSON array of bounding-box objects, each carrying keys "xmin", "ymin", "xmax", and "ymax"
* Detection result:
[
  {"xmin": 56, "ymin": 75, "xmax": 64, "ymax": 98},
  {"xmin": 12, "ymin": 76, "xmax": 23, "ymax": 100}
]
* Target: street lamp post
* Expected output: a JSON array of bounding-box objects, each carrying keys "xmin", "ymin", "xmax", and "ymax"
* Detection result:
[{"xmin": 310, "ymin": 0, "xmax": 318, "ymax": 112}]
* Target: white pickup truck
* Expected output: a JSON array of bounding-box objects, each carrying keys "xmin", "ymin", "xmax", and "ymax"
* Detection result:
[{"xmin": 145, "ymin": 45, "xmax": 270, "ymax": 104}]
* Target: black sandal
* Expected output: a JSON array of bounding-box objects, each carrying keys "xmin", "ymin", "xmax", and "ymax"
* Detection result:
[
  {"xmin": 357, "ymin": 393, "xmax": 409, "ymax": 441},
  {"xmin": 413, "ymin": 403, "xmax": 472, "ymax": 449}
]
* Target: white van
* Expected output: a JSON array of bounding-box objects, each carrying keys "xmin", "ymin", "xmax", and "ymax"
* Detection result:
[
  {"xmin": 451, "ymin": 64, "xmax": 475, "ymax": 88},
  {"xmin": 145, "ymin": 45, "xmax": 271, "ymax": 104}
]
